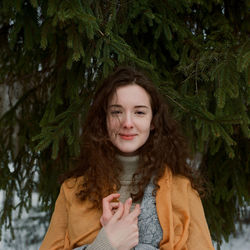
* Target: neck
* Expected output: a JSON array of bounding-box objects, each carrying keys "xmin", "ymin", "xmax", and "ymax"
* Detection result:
[
  {"xmin": 116, "ymin": 154, "xmax": 140, "ymax": 206},
  {"xmin": 116, "ymin": 154, "xmax": 139, "ymax": 180}
]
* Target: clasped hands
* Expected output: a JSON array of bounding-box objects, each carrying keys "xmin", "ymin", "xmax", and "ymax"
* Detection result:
[{"xmin": 100, "ymin": 193, "xmax": 141, "ymax": 250}]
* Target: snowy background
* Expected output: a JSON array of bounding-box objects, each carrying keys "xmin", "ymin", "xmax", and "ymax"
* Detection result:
[
  {"xmin": 220, "ymin": 223, "xmax": 250, "ymax": 250},
  {"xmin": 0, "ymin": 190, "xmax": 249, "ymax": 250}
]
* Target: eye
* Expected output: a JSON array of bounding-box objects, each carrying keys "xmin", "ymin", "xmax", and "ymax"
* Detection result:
[
  {"xmin": 110, "ymin": 110, "xmax": 122, "ymax": 115},
  {"xmin": 135, "ymin": 110, "xmax": 146, "ymax": 115}
]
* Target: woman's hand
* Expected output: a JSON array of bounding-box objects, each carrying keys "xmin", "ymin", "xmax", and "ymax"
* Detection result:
[
  {"xmin": 100, "ymin": 193, "xmax": 121, "ymax": 226},
  {"xmin": 103, "ymin": 199, "xmax": 140, "ymax": 250}
]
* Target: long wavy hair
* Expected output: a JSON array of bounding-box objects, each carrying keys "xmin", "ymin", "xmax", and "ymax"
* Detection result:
[{"xmin": 62, "ymin": 66, "xmax": 204, "ymax": 208}]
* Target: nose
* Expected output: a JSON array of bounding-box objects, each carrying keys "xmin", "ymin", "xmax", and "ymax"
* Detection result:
[{"xmin": 122, "ymin": 113, "xmax": 134, "ymax": 129}]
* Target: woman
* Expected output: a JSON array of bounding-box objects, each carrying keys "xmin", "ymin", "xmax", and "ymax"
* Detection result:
[{"xmin": 40, "ymin": 67, "xmax": 214, "ymax": 250}]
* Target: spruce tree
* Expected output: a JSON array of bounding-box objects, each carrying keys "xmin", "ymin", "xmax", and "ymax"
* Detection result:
[{"xmin": 0, "ymin": 0, "xmax": 249, "ymax": 248}]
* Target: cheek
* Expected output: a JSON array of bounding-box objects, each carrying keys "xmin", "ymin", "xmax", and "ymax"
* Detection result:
[
  {"xmin": 143, "ymin": 118, "xmax": 153, "ymax": 132},
  {"xmin": 107, "ymin": 117, "xmax": 120, "ymax": 134},
  {"xmin": 145, "ymin": 125, "xmax": 152, "ymax": 136}
]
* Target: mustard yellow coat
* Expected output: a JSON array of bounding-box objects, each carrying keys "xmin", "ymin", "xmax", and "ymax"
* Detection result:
[{"xmin": 40, "ymin": 169, "xmax": 214, "ymax": 250}]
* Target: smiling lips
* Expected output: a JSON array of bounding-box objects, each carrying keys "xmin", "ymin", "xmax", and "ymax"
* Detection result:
[{"xmin": 119, "ymin": 133, "xmax": 137, "ymax": 140}]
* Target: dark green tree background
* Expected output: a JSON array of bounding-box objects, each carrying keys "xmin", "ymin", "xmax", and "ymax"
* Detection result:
[{"xmin": 0, "ymin": 0, "xmax": 249, "ymax": 248}]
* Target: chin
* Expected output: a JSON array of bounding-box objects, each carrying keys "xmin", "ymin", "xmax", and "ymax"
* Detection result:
[{"xmin": 117, "ymin": 148, "xmax": 140, "ymax": 156}]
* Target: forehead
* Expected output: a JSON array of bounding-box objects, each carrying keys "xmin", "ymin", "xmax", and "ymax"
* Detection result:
[{"xmin": 109, "ymin": 84, "xmax": 151, "ymax": 106}]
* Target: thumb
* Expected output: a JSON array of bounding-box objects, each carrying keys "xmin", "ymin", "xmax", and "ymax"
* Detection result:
[{"xmin": 111, "ymin": 202, "xmax": 124, "ymax": 221}]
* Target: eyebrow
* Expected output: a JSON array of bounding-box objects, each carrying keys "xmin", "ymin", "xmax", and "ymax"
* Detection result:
[{"xmin": 109, "ymin": 104, "xmax": 150, "ymax": 109}]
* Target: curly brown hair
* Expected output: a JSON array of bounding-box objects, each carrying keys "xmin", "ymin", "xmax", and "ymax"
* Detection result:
[{"xmin": 62, "ymin": 66, "xmax": 204, "ymax": 208}]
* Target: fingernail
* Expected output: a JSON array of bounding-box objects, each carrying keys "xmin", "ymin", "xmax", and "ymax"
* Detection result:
[{"xmin": 128, "ymin": 197, "xmax": 132, "ymax": 204}]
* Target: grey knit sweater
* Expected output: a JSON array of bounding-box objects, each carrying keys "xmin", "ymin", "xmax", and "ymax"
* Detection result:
[{"xmin": 74, "ymin": 155, "xmax": 162, "ymax": 250}]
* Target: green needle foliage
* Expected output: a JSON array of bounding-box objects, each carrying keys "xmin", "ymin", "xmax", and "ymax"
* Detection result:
[{"xmin": 0, "ymin": 0, "xmax": 249, "ymax": 247}]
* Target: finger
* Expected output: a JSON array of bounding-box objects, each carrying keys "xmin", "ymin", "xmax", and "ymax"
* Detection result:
[
  {"xmin": 102, "ymin": 193, "xmax": 120, "ymax": 214},
  {"xmin": 110, "ymin": 202, "xmax": 119, "ymax": 210},
  {"xmin": 102, "ymin": 193, "xmax": 120, "ymax": 206},
  {"xmin": 100, "ymin": 216, "xmax": 105, "ymax": 226},
  {"xmin": 123, "ymin": 197, "xmax": 132, "ymax": 217},
  {"xmin": 102, "ymin": 205, "xmax": 112, "ymax": 220},
  {"xmin": 111, "ymin": 202, "xmax": 124, "ymax": 221},
  {"xmin": 129, "ymin": 204, "xmax": 141, "ymax": 220}
]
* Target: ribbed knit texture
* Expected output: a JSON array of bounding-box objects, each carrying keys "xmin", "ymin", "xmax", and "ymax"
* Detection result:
[
  {"xmin": 116, "ymin": 154, "xmax": 140, "ymax": 209},
  {"xmin": 74, "ymin": 228, "xmax": 115, "ymax": 250}
]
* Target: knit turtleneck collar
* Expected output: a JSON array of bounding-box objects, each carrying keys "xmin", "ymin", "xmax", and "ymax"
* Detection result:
[
  {"xmin": 116, "ymin": 154, "xmax": 139, "ymax": 182},
  {"xmin": 116, "ymin": 154, "xmax": 139, "ymax": 164}
]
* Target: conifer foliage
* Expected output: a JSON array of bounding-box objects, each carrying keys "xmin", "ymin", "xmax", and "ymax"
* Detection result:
[{"xmin": 0, "ymin": 0, "xmax": 249, "ymax": 247}]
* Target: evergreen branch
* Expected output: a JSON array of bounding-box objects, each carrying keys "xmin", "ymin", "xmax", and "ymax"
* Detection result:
[{"xmin": 0, "ymin": 84, "xmax": 44, "ymax": 123}]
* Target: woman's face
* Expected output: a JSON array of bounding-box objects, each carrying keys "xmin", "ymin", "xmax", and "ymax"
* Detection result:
[{"xmin": 106, "ymin": 84, "xmax": 153, "ymax": 155}]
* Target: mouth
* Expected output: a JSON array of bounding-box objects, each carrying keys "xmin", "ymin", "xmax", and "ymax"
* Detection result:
[{"xmin": 119, "ymin": 133, "xmax": 137, "ymax": 140}]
